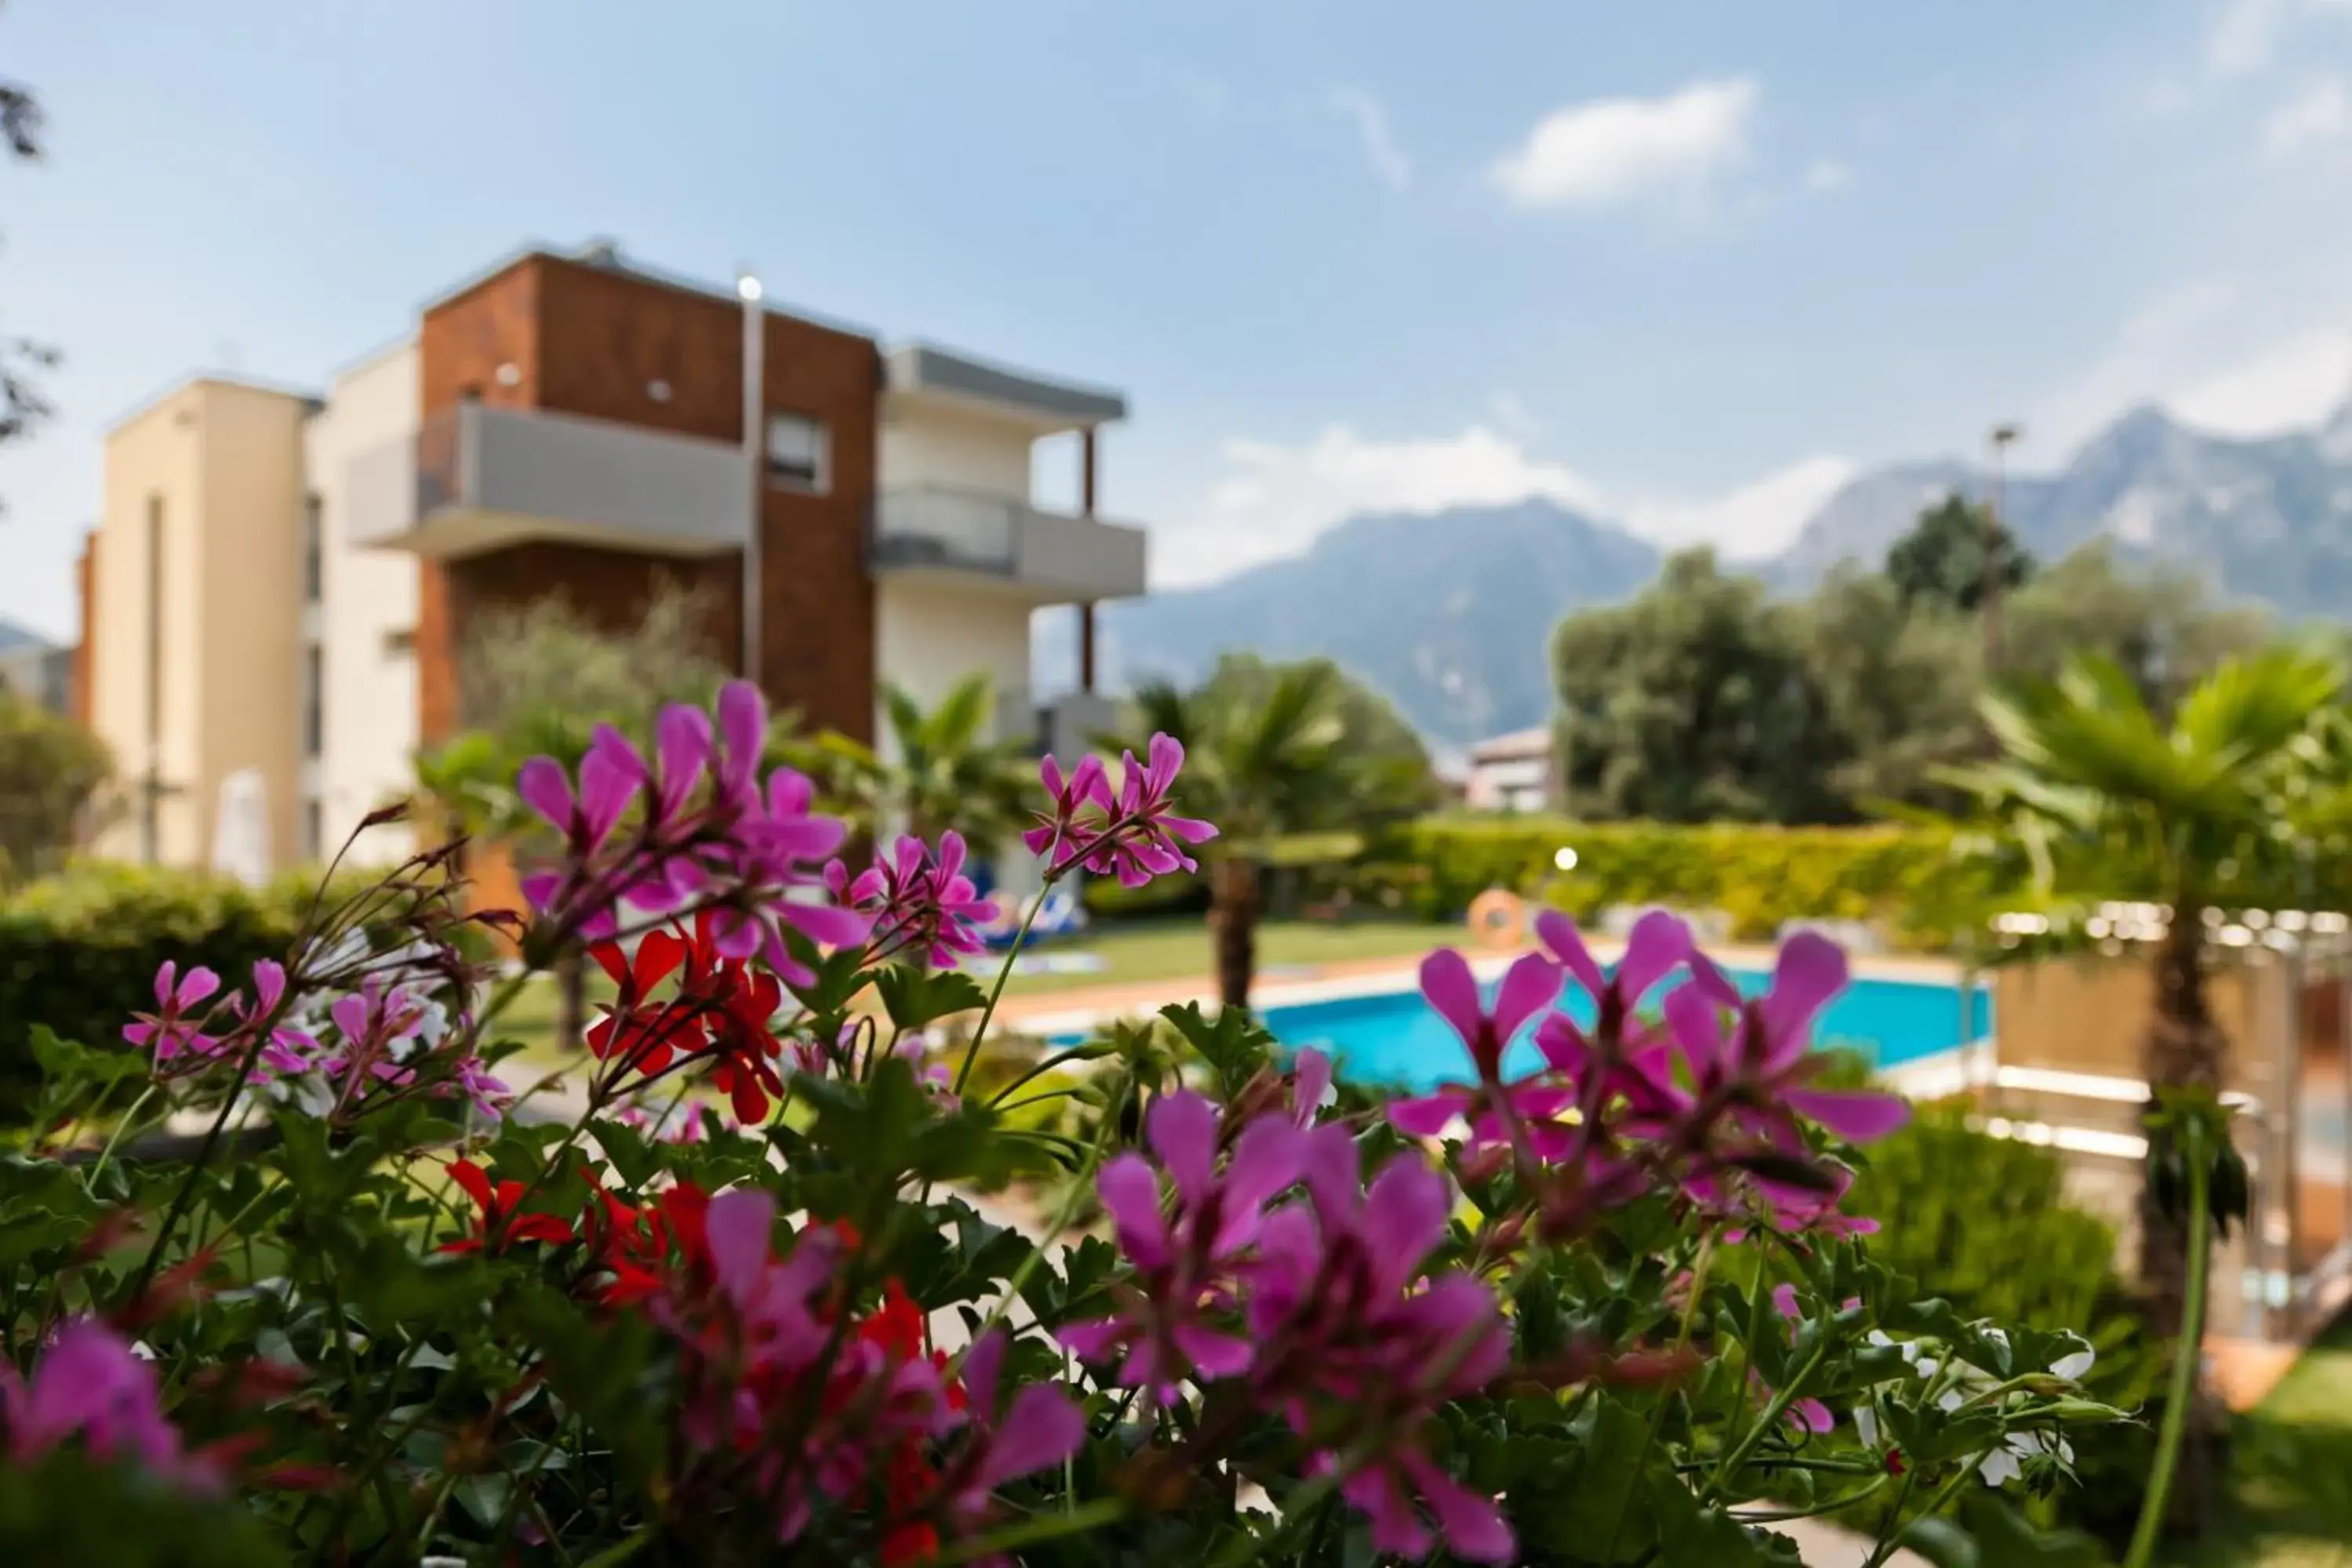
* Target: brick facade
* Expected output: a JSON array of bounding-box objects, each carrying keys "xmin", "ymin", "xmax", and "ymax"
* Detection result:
[{"xmin": 414, "ymin": 252, "xmax": 878, "ymax": 747}]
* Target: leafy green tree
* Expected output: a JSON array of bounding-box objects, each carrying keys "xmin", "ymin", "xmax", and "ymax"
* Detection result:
[
  {"xmin": 1799, "ymin": 567, "xmax": 1984, "ymax": 814},
  {"xmin": 1944, "ymin": 644, "xmax": 2343, "ymax": 1493},
  {"xmin": 1111, "ymin": 659, "xmax": 1423, "ymax": 1009},
  {"xmin": 1885, "ymin": 492, "xmax": 2033, "ymax": 612},
  {"xmin": 416, "ymin": 583, "xmax": 731, "ymax": 1047},
  {"xmin": 1552, "ymin": 550, "xmax": 1846, "ymax": 824},
  {"xmin": 2004, "ymin": 542, "xmax": 2270, "ymax": 713},
  {"xmin": 792, "ymin": 676, "xmax": 1033, "ymax": 852},
  {"xmin": 0, "ymin": 691, "xmax": 108, "ymax": 885}
]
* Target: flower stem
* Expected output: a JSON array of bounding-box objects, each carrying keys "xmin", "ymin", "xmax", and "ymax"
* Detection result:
[
  {"xmin": 1864, "ymin": 1453, "xmax": 1984, "ymax": 1568},
  {"xmin": 951, "ymin": 862, "xmax": 1064, "ymax": 1098},
  {"xmin": 1605, "ymin": 1232, "xmax": 1716, "ymax": 1560},
  {"xmin": 2125, "ymin": 1116, "xmax": 2212, "ymax": 1568}
]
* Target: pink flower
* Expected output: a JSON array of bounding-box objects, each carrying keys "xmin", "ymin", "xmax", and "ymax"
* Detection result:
[
  {"xmin": 1385, "ymin": 950, "xmax": 1572, "ymax": 1156},
  {"xmin": 1022, "ymin": 753, "xmax": 1113, "ymax": 872},
  {"xmin": 231, "ymin": 960, "xmax": 319, "ymax": 1077},
  {"xmin": 1022, "ymin": 737, "xmax": 1216, "ymax": 889},
  {"xmin": 1058, "ymin": 1093, "xmax": 1305, "ymax": 1396},
  {"xmin": 447, "ymin": 1054, "xmax": 512, "ymax": 1120},
  {"xmin": 1287, "ymin": 1047, "xmax": 1335, "ymax": 1127},
  {"xmin": 123, "ymin": 961, "xmax": 223, "ymax": 1065},
  {"xmin": 827, "ymin": 832, "xmax": 1000, "ymax": 970},
  {"xmin": 1662, "ymin": 933, "xmax": 1911, "ymax": 1147},
  {"xmin": 942, "ymin": 1330, "xmax": 1085, "ymax": 1530},
  {"xmin": 1530, "ymin": 909, "xmax": 1700, "ymax": 1124},
  {"xmin": 0, "ymin": 1319, "xmax": 225, "ymax": 1492},
  {"xmin": 1247, "ymin": 1128, "xmax": 1515, "ymax": 1563},
  {"xmin": 702, "ymin": 764, "xmax": 868, "ymax": 988}
]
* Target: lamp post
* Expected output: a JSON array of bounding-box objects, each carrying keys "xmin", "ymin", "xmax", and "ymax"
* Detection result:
[
  {"xmin": 1984, "ymin": 422, "xmax": 2022, "ymax": 673},
  {"xmin": 737, "ymin": 269, "xmax": 765, "ymax": 687}
]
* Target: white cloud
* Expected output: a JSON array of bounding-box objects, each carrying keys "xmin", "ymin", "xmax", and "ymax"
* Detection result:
[
  {"xmin": 1156, "ymin": 424, "xmax": 1854, "ymax": 587},
  {"xmin": 1325, "ymin": 87, "xmax": 1411, "ymax": 191},
  {"xmin": 1158, "ymin": 425, "xmax": 1602, "ymax": 586},
  {"xmin": 2170, "ymin": 326, "xmax": 2352, "ymax": 431},
  {"xmin": 2263, "ymin": 78, "xmax": 2352, "ymax": 154},
  {"xmin": 2208, "ymin": 0, "xmax": 2352, "ymax": 76},
  {"xmin": 2038, "ymin": 278, "xmax": 2352, "ymax": 448},
  {"xmin": 1488, "ymin": 78, "xmax": 1759, "ymax": 212},
  {"xmin": 1802, "ymin": 158, "xmax": 1854, "ymax": 194},
  {"xmin": 1619, "ymin": 456, "xmax": 1860, "ymax": 559}
]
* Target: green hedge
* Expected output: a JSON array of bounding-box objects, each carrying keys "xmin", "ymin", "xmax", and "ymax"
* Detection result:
[
  {"xmin": 1849, "ymin": 1102, "xmax": 2165, "ymax": 1548},
  {"xmin": 0, "ymin": 862, "xmax": 383, "ymax": 1106},
  {"xmin": 1370, "ymin": 816, "xmax": 2020, "ymax": 948}
]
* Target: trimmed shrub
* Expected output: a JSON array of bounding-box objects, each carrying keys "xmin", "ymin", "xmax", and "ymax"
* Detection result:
[
  {"xmin": 0, "ymin": 862, "xmax": 379, "ymax": 1106},
  {"xmin": 1849, "ymin": 1102, "xmax": 2166, "ymax": 1548},
  {"xmin": 1370, "ymin": 816, "xmax": 2020, "ymax": 949}
]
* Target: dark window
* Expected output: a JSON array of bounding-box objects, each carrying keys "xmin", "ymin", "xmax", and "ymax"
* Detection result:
[
  {"xmin": 300, "ymin": 644, "xmax": 323, "ymax": 759},
  {"xmin": 301, "ymin": 799, "xmax": 323, "ymax": 862},
  {"xmin": 383, "ymin": 628, "xmax": 416, "ymax": 656},
  {"xmin": 301, "ymin": 492, "xmax": 322, "ymax": 604},
  {"xmin": 766, "ymin": 412, "xmax": 827, "ymax": 491},
  {"xmin": 144, "ymin": 495, "xmax": 163, "ymax": 751}
]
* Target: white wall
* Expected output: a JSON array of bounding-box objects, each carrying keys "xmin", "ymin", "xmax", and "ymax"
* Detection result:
[
  {"xmin": 878, "ymin": 399, "xmax": 1036, "ymax": 499},
  {"xmin": 308, "ymin": 340, "xmax": 422, "ymax": 867}
]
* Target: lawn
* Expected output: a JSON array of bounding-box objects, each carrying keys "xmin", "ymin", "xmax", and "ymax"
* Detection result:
[
  {"xmin": 2169, "ymin": 1312, "xmax": 2352, "ymax": 1566},
  {"xmin": 490, "ymin": 916, "xmax": 1457, "ymax": 1069}
]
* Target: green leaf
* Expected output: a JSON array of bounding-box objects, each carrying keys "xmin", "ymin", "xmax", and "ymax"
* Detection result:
[{"xmin": 876, "ymin": 966, "xmax": 987, "ymax": 1033}]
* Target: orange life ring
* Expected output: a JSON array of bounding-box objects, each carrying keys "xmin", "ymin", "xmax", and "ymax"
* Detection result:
[{"xmin": 1467, "ymin": 888, "xmax": 1526, "ymax": 951}]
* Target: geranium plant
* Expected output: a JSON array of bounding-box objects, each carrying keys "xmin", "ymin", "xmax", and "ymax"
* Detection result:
[{"xmin": 0, "ymin": 681, "xmax": 2137, "ymax": 1565}]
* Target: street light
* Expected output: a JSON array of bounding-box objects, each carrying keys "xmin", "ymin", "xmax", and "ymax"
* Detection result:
[
  {"xmin": 1984, "ymin": 423, "xmax": 2022, "ymax": 673},
  {"xmin": 737, "ymin": 267, "xmax": 764, "ymax": 686}
]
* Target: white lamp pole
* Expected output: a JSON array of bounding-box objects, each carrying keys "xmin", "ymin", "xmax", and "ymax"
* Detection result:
[{"xmin": 737, "ymin": 268, "xmax": 765, "ymax": 685}]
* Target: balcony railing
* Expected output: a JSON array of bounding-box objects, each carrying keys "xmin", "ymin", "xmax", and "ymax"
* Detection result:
[
  {"xmin": 347, "ymin": 403, "xmax": 748, "ymax": 559},
  {"xmin": 871, "ymin": 487, "xmax": 1146, "ymax": 603}
]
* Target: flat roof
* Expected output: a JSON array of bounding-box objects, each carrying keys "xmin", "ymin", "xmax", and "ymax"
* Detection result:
[
  {"xmin": 883, "ymin": 343, "xmax": 1127, "ymax": 427},
  {"xmin": 1468, "ymin": 725, "xmax": 1553, "ymax": 760},
  {"xmin": 103, "ymin": 372, "xmax": 323, "ymax": 436}
]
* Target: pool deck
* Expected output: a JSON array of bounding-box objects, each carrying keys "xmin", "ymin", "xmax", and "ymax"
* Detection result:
[{"xmin": 996, "ymin": 938, "xmax": 1968, "ymax": 1039}]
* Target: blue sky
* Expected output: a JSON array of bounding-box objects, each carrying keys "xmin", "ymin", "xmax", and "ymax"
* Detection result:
[{"xmin": 6, "ymin": 0, "xmax": 2352, "ymax": 638}]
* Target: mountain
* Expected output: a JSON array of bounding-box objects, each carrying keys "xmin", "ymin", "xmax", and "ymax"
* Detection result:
[
  {"xmin": 1078, "ymin": 499, "xmax": 1661, "ymax": 751},
  {"xmin": 1062, "ymin": 399, "xmax": 2352, "ymax": 749},
  {"xmin": 1776, "ymin": 402, "xmax": 2352, "ymax": 614}
]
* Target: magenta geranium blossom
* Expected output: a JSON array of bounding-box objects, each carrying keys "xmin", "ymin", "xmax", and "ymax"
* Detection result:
[
  {"xmin": 1385, "ymin": 949, "xmax": 1569, "ymax": 1156},
  {"xmin": 0, "ymin": 1318, "xmax": 226, "ymax": 1492},
  {"xmin": 827, "ymin": 830, "xmax": 1000, "ymax": 970},
  {"xmin": 942, "ymin": 1330, "xmax": 1085, "ymax": 1531},
  {"xmin": 1022, "ymin": 736, "xmax": 1215, "ymax": 889},
  {"xmin": 1057, "ymin": 1092, "xmax": 1305, "ymax": 1397},
  {"xmin": 123, "ymin": 960, "xmax": 224, "ymax": 1065},
  {"xmin": 1661, "ymin": 933, "xmax": 1911, "ymax": 1148}
]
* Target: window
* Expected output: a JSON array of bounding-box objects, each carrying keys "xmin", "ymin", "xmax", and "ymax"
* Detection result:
[
  {"xmin": 301, "ymin": 799, "xmax": 323, "ymax": 863},
  {"xmin": 383, "ymin": 628, "xmax": 416, "ymax": 657},
  {"xmin": 144, "ymin": 495, "xmax": 164, "ymax": 752},
  {"xmin": 300, "ymin": 645, "xmax": 323, "ymax": 760},
  {"xmin": 301, "ymin": 493, "xmax": 322, "ymax": 604},
  {"xmin": 766, "ymin": 412, "xmax": 827, "ymax": 492}
]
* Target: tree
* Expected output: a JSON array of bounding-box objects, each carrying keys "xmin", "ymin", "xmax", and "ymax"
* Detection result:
[
  {"xmin": 0, "ymin": 22, "xmax": 55, "ymax": 485},
  {"xmin": 0, "ymin": 691, "xmax": 108, "ymax": 885},
  {"xmin": 1798, "ymin": 568, "xmax": 1985, "ymax": 814},
  {"xmin": 1885, "ymin": 492, "xmax": 2034, "ymax": 612},
  {"xmin": 793, "ymin": 677, "xmax": 1033, "ymax": 855},
  {"xmin": 1551, "ymin": 550, "xmax": 1846, "ymax": 823},
  {"xmin": 2004, "ymin": 542, "xmax": 2271, "ymax": 713},
  {"xmin": 1109, "ymin": 659, "xmax": 1418, "ymax": 1009},
  {"xmin": 1945, "ymin": 644, "xmax": 2343, "ymax": 1519},
  {"xmin": 417, "ymin": 583, "xmax": 731, "ymax": 1048}
]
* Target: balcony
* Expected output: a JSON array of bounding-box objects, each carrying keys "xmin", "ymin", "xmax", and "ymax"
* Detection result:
[
  {"xmin": 346, "ymin": 403, "xmax": 747, "ymax": 560},
  {"xmin": 871, "ymin": 487, "xmax": 1146, "ymax": 604}
]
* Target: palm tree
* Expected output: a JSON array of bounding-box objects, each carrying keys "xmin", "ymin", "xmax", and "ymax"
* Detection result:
[
  {"xmin": 1110, "ymin": 660, "xmax": 1404, "ymax": 1012},
  {"xmin": 792, "ymin": 675, "xmax": 1033, "ymax": 851},
  {"xmin": 1947, "ymin": 644, "xmax": 2341, "ymax": 1496}
]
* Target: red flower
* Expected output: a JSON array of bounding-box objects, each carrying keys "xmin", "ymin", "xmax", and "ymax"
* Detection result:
[
  {"xmin": 578, "ymin": 1169, "xmax": 677, "ymax": 1307},
  {"xmin": 703, "ymin": 964, "xmax": 788, "ymax": 1123},
  {"xmin": 440, "ymin": 1160, "xmax": 576, "ymax": 1254},
  {"xmin": 586, "ymin": 929, "xmax": 701, "ymax": 1075}
]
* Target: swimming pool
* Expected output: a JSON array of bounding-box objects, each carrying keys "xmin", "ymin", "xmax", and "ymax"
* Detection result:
[{"xmin": 1260, "ymin": 967, "xmax": 1992, "ymax": 1091}]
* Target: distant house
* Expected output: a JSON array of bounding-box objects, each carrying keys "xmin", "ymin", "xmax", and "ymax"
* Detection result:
[
  {"xmin": 0, "ymin": 619, "xmax": 71, "ymax": 715},
  {"xmin": 1464, "ymin": 725, "xmax": 1553, "ymax": 813}
]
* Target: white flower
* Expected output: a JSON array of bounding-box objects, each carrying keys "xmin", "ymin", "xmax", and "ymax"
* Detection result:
[{"xmin": 2051, "ymin": 1345, "xmax": 2096, "ymax": 1383}]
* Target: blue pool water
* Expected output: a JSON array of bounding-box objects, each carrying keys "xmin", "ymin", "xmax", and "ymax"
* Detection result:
[{"xmin": 1260, "ymin": 969, "xmax": 1992, "ymax": 1092}]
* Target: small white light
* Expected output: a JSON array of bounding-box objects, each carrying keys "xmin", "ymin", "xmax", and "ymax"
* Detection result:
[
  {"xmin": 648, "ymin": 379, "xmax": 672, "ymax": 403},
  {"xmin": 1553, "ymin": 846, "xmax": 1579, "ymax": 873},
  {"xmin": 737, "ymin": 274, "xmax": 764, "ymax": 303},
  {"xmin": 494, "ymin": 361, "xmax": 521, "ymax": 387}
]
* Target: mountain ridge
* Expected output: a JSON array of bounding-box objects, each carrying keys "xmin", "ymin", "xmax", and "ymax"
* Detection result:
[{"xmin": 1062, "ymin": 399, "xmax": 2352, "ymax": 750}]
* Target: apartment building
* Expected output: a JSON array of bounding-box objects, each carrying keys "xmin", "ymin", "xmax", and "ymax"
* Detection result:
[
  {"xmin": 1463, "ymin": 725, "xmax": 1555, "ymax": 814},
  {"xmin": 83, "ymin": 240, "xmax": 1145, "ymax": 874}
]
